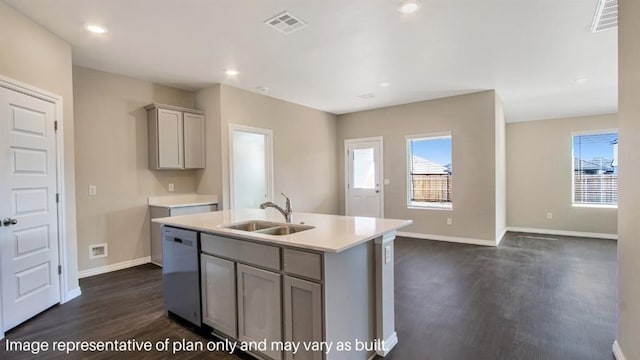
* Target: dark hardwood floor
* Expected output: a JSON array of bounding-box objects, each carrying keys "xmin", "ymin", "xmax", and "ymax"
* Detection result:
[
  {"xmin": 0, "ymin": 232, "xmax": 616, "ymax": 360},
  {"xmin": 389, "ymin": 232, "xmax": 617, "ymax": 360}
]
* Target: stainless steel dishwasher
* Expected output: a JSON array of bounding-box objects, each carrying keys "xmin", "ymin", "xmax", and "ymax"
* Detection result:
[{"xmin": 162, "ymin": 226, "xmax": 201, "ymax": 327}]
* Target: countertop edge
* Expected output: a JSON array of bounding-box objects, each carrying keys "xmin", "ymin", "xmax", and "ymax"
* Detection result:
[
  {"xmin": 149, "ymin": 201, "xmax": 218, "ymax": 209},
  {"xmin": 152, "ymin": 217, "xmax": 412, "ymax": 253}
]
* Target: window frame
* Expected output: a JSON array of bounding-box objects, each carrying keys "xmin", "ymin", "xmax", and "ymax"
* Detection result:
[
  {"xmin": 406, "ymin": 131, "xmax": 453, "ymax": 211},
  {"xmin": 571, "ymin": 129, "xmax": 618, "ymax": 209}
]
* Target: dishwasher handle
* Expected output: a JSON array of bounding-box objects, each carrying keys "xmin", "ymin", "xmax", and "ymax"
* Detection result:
[{"xmin": 174, "ymin": 238, "xmax": 183, "ymax": 243}]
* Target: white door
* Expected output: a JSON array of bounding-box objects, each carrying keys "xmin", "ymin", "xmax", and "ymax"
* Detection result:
[
  {"xmin": 346, "ymin": 138, "xmax": 383, "ymax": 218},
  {"xmin": 229, "ymin": 125, "xmax": 273, "ymax": 209},
  {"xmin": 0, "ymin": 87, "xmax": 60, "ymax": 331}
]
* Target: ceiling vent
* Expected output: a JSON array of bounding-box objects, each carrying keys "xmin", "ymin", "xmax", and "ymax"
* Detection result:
[
  {"xmin": 265, "ymin": 11, "xmax": 307, "ymax": 34},
  {"xmin": 591, "ymin": 0, "xmax": 618, "ymax": 33}
]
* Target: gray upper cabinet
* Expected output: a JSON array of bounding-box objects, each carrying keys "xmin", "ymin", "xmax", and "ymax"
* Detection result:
[
  {"xmin": 146, "ymin": 103, "xmax": 205, "ymax": 170},
  {"xmin": 183, "ymin": 112, "xmax": 205, "ymax": 169}
]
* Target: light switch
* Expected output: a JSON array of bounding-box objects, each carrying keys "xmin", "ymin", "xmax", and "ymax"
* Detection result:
[
  {"xmin": 384, "ymin": 179, "xmax": 390, "ymax": 185},
  {"xmin": 168, "ymin": 183, "xmax": 175, "ymax": 192},
  {"xmin": 385, "ymin": 245, "xmax": 392, "ymax": 264},
  {"xmin": 88, "ymin": 185, "xmax": 97, "ymax": 196}
]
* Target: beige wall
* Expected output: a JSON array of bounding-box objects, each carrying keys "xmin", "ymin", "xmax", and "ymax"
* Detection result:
[
  {"xmin": 215, "ymin": 85, "xmax": 339, "ymax": 214},
  {"xmin": 337, "ymin": 91, "xmax": 500, "ymax": 242},
  {"xmin": 0, "ymin": 2, "xmax": 80, "ymax": 298},
  {"xmin": 617, "ymin": 0, "xmax": 640, "ymax": 358},
  {"xmin": 194, "ymin": 85, "xmax": 223, "ymax": 197},
  {"xmin": 73, "ymin": 66, "xmax": 197, "ymax": 272},
  {"xmin": 507, "ymin": 114, "xmax": 618, "ymax": 235}
]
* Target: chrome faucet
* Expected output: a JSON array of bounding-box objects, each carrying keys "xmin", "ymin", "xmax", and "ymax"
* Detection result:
[{"xmin": 260, "ymin": 193, "xmax": 292, "ymax": 223}]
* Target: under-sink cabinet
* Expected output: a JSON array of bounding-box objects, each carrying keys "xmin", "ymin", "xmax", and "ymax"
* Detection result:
[{"xmin": 200, "ymin": 233, "xmax": 324, "ymax": 360}]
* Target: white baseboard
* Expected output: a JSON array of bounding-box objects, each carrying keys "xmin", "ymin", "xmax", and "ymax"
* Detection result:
[
  {"xmin": 78, "ymin": 256, "xmax": 151, "ymax": 279},
  {"xmin": 62, "ymin": 287, "xmax": 82, "ymax": 303},
  {"xmin": 496, "ymin": 227, "xmax": 508, "ymax": 245},
  {"xmin": 375, "ymin": 331, "xmax": 399, "ymax": 357},
  {"xmin": 397, "ymin": 231, "xmax": 497, "ymax": 247},
  {"xmin": 506, "ymin": 227, "xmax": 617, "ymax": 240},
  {"xmin": 613, "ymin": 340, "xmax": 627, "ymax": 360}
]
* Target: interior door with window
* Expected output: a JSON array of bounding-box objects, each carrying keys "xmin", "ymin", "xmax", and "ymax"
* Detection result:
[
  {"xmin": 346, "ymin": 138, "xmax": 383, "ymax": 218},
  {"xmin": 230, "ymin": 125, "xmax": 273, "ymax": 209},
  {"xmin": 0, "ymin": 86, "xmax": 61, "ymax": 331}
]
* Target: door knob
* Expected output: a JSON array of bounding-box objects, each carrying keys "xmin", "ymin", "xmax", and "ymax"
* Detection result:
[{"xmin": 2, "ymin": 218, "xmax": 17, "ymax": 226}]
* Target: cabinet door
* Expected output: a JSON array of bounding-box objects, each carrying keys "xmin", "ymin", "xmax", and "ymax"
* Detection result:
[
  {"xmin": 284, "ymin": 276, "xmax": 323, "ymax": 360},
  {"xmin": 157, "ymin": 108, "xmax": 183, "ymax": 169},
  {"xmin": 237, "ymin": 264, "xmax": 282, "ymax": 360},
  {"xmin": 183, "ymin": 113, "xmax": 205, "ymax": 169},
  {"xmin": 201, "ymin": 254, "xmax": 237, "ymax": 338}
]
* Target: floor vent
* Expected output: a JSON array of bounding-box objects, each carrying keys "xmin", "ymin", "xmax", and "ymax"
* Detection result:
[
  {"xmin": 265, "ymin": 11, "xmax": 307, "ymax": 34},
  {"xmin": 89, "ymin": 243, "xmax": 108, "ymax": 259},
  {"xmin": 591, "ymin": 0, "xmax": 618, "ymax": 33}
]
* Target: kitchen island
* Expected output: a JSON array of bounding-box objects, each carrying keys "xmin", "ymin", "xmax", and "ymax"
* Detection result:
[{"xmin": 153, "ymin": 209, "xmax": 412, "ymax": 360}]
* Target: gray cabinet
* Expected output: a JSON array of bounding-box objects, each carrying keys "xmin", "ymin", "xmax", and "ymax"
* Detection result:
[
  {"xmin": 146, "ymin": 103, "xmax": 205, "ymax": 170},
  {"xmin": 201, "ymin": 254, "xmax": 237, "ymax": 338},
  {"xmin": 199, "ymin": 234, "xmax": 326, "ymax": 360},
  {"xmin": 183, "ymin": 112, "xmax": 205, "ymax": 169},
  {"xmin": 237, "ymin": 264, "xmax": 282, "ymax": 360},
  {"xmin": 284, "ymin": 276, "xmax": 323, "ymax": 360}
]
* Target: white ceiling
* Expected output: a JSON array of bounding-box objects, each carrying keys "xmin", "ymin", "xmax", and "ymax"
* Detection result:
[{"xmin": 4, "ymin": 0, "xmax": 617, "ymax": 122}]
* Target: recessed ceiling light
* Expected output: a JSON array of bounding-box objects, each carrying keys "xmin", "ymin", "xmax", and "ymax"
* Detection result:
[
  {"xmin": 399, "ymin": 0, "xmax": 420, "ymax": 14},
  {"xmin": 575, "ymin": 77, "xmax": 589, "ymax": 84},
  {"xmin": 86, "ymin": 24, "xmax": 107, "ymax": 34},
  {"xmin": 379, "ymin": 82, "xmax": 391, "ymax": 88},
  {"xmin": 225, "ymin": 69, "xmax": 239, "ymax": 77}
]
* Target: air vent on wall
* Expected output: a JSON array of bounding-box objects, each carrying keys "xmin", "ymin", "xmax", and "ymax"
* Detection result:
[
  {"xmin": 265, "ymin": 11, "xmax": 307, "ymax": 34},
  {"xmin": 591, "ymin": 0, "xmax": 618, "ymax": 33}
]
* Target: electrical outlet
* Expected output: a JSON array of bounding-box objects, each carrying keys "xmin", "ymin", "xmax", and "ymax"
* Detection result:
[
  {"xmin": 168, "ymin": 183, "xmax": 175, "ymax": 192},
  {"xmin": 547, "ymin": 212, "xmax": 553, "ymax": 220},
  {"xmin": 88, "ymin": 185, "xmax": 97, "ymax": 196},
  {"xmin": 385, "ymin": 245, "xmax": 392, "ymax": 264},
  {"xmin": 447, "ymin": 218, "xmax": 453, "ymax": 225}
]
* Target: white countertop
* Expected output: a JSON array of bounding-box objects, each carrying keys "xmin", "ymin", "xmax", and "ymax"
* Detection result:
[
  {"xmin": 148, "ymin": 194, "xmax": 218, "ymax": 209},
  {"xmin": 152, "ymin": 209, "xmax": 412, "ymax": 253}
]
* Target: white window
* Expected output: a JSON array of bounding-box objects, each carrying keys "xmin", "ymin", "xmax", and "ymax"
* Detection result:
[
  {"xmin": 572, "ymin": 131, "xmax": 618, "ymax": 207},
  {"xmin": 406, "ymin": 133, "xmax": 452, "ymax": 209}
]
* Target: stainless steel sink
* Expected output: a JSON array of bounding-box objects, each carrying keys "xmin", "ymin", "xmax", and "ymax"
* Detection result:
[
  {"xmin": 254, "ymin": 224, "xmax": 314, "ymax": 235},
  {"xmin": 222, "ymin": 220, "xmax": 314, "ymax": 236},
  {"xmin": 223, "ymin": 220, "xmax": 282, "ymax": 232}
]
